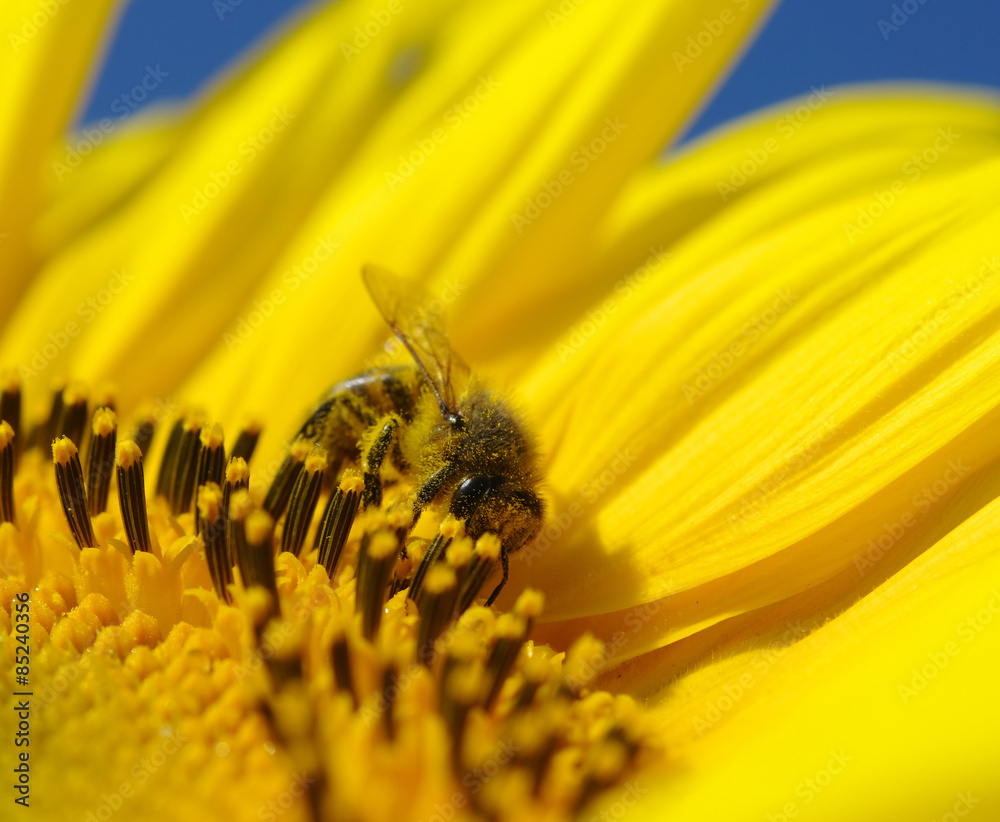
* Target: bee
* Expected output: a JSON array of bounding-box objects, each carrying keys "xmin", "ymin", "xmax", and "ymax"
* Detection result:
[{"xmin": 270, "ymin": 266, "xmax": 544, "ymax": 606}]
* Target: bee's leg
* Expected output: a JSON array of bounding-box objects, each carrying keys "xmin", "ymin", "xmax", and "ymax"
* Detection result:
[
  {"xmin": 361, "ymin": 414, "xmax": 401, "ymax": 509},
  {"xmin": 484, "ymin": 547, "xmax": 509, "ymax": 607},
  {"xmin": 267, "ymin": 392, "xmax": 375, "ymax": 518},
  {"xmin": 410, "ymin": 465, "xmax": 455, "ymax": 532}
]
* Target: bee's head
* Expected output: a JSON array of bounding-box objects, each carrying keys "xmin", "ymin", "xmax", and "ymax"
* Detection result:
[{"xmin": 449, "ymin": 474, "xmax": 543, "ymax": 552}]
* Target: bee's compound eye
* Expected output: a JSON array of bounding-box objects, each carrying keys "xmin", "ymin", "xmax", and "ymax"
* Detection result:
[{"xmin": 450, "ymin": 474, "xmax": 502, "ymax": 519}]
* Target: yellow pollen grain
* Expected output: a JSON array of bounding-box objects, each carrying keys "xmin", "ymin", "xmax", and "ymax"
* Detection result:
[
  {"xmin": 514, "ymin": 589, "xmax": 545, "ymax": 619},
  {"xmin": 229, "ymin": 489, "xmax": 254, "ymax": 521},
  {"xmin": 226, "ymin": 456, "xmax": 249, "ymax": 485},
  {"xmin": 445, "ymin": 661, "xmax": 485, "ymax": 705},
  {"xmin": 51, "ymin": 435, "xmax": 78, "ymax": 464},
  {"xmin": 304, "ymin": 449, "xmax": 328, "ymax": 474},
  {"xmin": 62, "ymin": 381, "xmax": 88, "ymax": 406},
  {"xmin": 495, "ymin": 613, "xmax": 526, "ymax": 640},
  {"xmin": 425, "ymin": 564, "xmax": 457, "ymax": 595},
  {"xmin": 115, "ymin": 439, "xmax": 142, "ymax": 468},
  {"xmin": 197, "ymin": 483, "xmax": 223, "ymax": 523},
  {"xmin": 367, "ymin": 531, "xmax": 399, "ymax": 560},
  {"xmin": 0, "ymin": 420, "xmax": 13, "ymax": 449},
  {"xmin": 445, "ymin": 536, "xmax": 474, "ymax": 568},
  {"xmin": 91, "ymin": 406, "xmax": 118, "ymax": 437},
  {"xmin": 200, "ymin": 422, "xmax": 225, "ymax": 450},
  {"xmin": 290, "ymin": 438, "xmax": 312, "ymax": 463},
  {"xmin": 474, "ymin": 533, "xmax": 501, "ymax": 561},
  {"xmin": 439, "ymin": 514, "xmax": 466, "ymax": 541},
  {"xmin": 338, "ymin": 469, "xmax": 363, "ymax": 494},
  {"xmin": 245, "ymin": 510, "xmax": 275, "ymax": 545}
]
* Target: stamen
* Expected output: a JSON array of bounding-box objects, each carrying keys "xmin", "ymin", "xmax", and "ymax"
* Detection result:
[
  {"xmin": 197, "ymin": 483, "xmax": 232, "ymax": 602},
  {"xmin": 115, "ymin": 441, "xmax": 152, "ymax": 553},
  {"xmin": 314, "ymin": 471, "xmax": 362, "ymax": 579},
  {"xmin": 154, "ymin": 417, "xmax": 184, "ymax": 500},
  {"xmin": 483, "ymin": 610, "xmax": 531, "ymax": 709},
  {"xmin": 456, "ymin": 533, "xmax": 501, "ymax": 614},
  {"xmin": 280, "ymin": 449, "xmax": 327, "ymax": 557},
  {"xmin": 168, "ymin": 415, "xmax": 205, "ymax": 515},
  {"xmin": 222, "ymin": 456, "xmax": 249, "ymax": 542},
  {"xmin": 243, "ymin": 509, "xmax": 280, "ymax": 604},
  {"xmin": 33, "ymin": 378, "xmax": 66, "ymax": 449},
  {"xmin": 416, "ymin": 564, "xmax": 459, "ymax": 658},
  {"xmin": 56, "ymin": 383, "xmax": 89, "ymax": 447},
  {"xmin": 129, "ymin": 408, "xmax": 156, "ymax": 459},
  {"xmin": 441, "ymin": 655, "xmax": 485, "ymax": 767},
  {"xmin": 0, "ymin": 421, "xmax": 15, "ymax": 525},
  {"xmin": 328, "ymin": 622, "xmax": 357, "ymax": 706},
  {"xmin": 355, "ymin": 524, "xmax": 400, "ymax": 641},
  {"xmin": 193, "ymin": 423, "xmax": 225, "ymax": 534},
  {"xmin": 1, "ymin": 372, "xmax": 21, "ymax": 462},
  {"xmin": 264, "ymin": 438, "xmax": 311, "ymax": 519},
  {"xmin": 85, "ymin": 408, "xmax": 117, "ymax": 516},
  {"xmin": 229, "ymin": 491, "xmax": 278, "ymax": 606},
  {"xmin": 409, "ymin": 515, "xmax": 464, "ymax": 604},
  {"xmin": 52, "ymin": 436, "xmax": 97, "ymax": 548},
  {"xmin": 230, "ymin": 420, "xmax": 262, "ymax": 464}
]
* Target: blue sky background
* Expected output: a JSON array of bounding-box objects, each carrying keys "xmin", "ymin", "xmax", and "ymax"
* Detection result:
[{"xmin": 81, "ymin": 0, "xmax": 1000, "ymax": 143}]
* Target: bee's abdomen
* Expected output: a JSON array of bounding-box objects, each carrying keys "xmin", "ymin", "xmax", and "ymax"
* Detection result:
[{"xmin": 299, "ymin": 365, "xmax": 422, "ymax": 466}]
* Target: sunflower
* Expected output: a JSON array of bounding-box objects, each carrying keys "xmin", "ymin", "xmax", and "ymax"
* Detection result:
[{"xmin": 3, "ymin": 0, "xmax": 1000, "ymax": 820}]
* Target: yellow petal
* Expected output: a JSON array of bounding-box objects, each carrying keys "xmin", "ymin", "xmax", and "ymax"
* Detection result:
[
  {"xmin": 0, "ymin": 0, "xmax": 119, "ymax": 322},
  {"xmin": 521, "ymin": 96, "xmax": 1000, "ymax": 660},
  {"xmin": 631, "ymin": 491, "xmax": 1000, "ymax": 820},
  {"xmin": 181, "ymin": 0, "xmax": 775, "ymax": 465}
]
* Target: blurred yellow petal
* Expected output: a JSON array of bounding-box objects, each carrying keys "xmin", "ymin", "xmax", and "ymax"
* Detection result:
[
  {"xmin": 176, "ymin": 0, "xmax": 775, "ymax": 457},
  {"xmin": 0, "ymin": 0, "xmax": 119, "ymax": 320}
]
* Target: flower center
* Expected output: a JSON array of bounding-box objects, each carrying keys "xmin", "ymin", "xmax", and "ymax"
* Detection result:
[{"xmin": 0, "ymin": 377, "xmax": 657, "ymax": 821}]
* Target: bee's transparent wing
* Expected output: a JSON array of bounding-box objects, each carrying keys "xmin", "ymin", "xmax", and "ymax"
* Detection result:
[{"xmin": 362, "ymin": 265, "xmax": 470, "ymax": 414}]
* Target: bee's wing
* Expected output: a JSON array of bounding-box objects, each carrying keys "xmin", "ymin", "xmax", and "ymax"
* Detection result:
[{"xmin": 362, "ymin": 265, "xmax": 470, "ymax": 415}]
